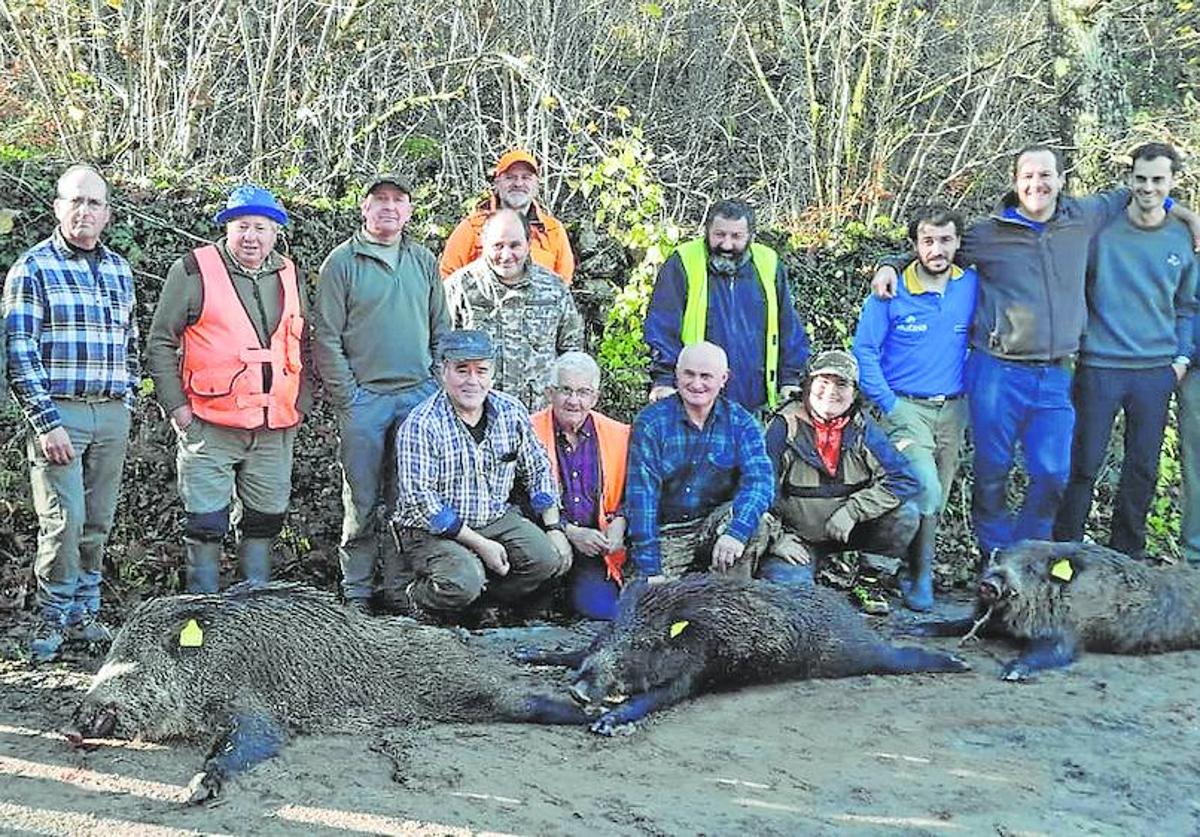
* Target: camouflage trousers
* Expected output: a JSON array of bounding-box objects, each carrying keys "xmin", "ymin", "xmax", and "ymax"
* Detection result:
[{"xmin": 652, "ymin": 502, "xmax": 781, "ymax": 581}]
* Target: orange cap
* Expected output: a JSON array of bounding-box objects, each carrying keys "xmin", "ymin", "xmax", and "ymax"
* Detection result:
[{"xmin": 493, "ymin": 148, "xmax": 539, "ymax": 177}]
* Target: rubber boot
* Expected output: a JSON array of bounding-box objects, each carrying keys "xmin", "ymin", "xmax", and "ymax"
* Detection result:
[
  {"xmin": 237, "ymin": 537, "xmax": 273, "ymax": 587},
  {"xmin": 185, "ymin": 537, "xmax": 222, "ymax": 593},
  {"xmin": 902, "ymin": 515, "xmax": 937, "ymax": 613}
]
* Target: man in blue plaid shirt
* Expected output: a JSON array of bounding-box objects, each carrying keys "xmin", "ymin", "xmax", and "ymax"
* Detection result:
[
  {"xmin": 394, "ymin": 329, "xmax": 572, "ymax": 622},
  {"xmin": 626, "ymin": 341, "xmax": 775, "ymax": 581},
  {"xmin": 3, "ymin": 164, "xmax": 138, "ymax": 662}
]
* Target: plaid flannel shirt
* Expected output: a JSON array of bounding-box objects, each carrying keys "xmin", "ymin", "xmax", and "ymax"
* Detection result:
[
  {"xmin": 626, "ymin": 395, "xmax": 774, "ymax": 575},
  {"xmin": 3, "ymin": 230, "xmax": 139, "ymax": 434},
  {"xmin": 395, "ymin": 389, "xmax": 558, "ymax": 536}
]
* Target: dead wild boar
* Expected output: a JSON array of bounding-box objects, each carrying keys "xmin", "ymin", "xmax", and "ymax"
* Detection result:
[
  {"xmin": 72, "ymin": 582, "xmax": 585, "ymax": 802},
  {"xmin": 518, "ymin": 574, "xmax": 970, "ymax": 735},
  {"xmin": 908, "ymin": 540, "xmax": 1200, "ymax": 680}
]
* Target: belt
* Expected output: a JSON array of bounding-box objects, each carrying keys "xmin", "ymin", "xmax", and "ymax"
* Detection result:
[
  {"xmin": 1000, "ymin": 355, "xmax": 1075, "ymax": 369},
  {"xmin": 895, "ymin": 392, "xmax": 964, "ymax": 404},
  {"xmin": 55, "ymin": 394, "xmax": 120, "ymax": 404}
]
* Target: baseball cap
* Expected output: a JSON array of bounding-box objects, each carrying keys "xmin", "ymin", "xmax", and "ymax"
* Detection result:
[
  {"xmin": 364, "ymin": 172, "xmax": 413, "ymax": 197},
  {"xmin": 439, "ymin": 330, "xmax": 496, "ymax": 362},
  {"xmin": 808, "ymin": 350, "xmax": 859, "ymax": 385},
  {"xmin": 493, "ymin": 149, "xmax": 539, "ymax": 177},
  {"xmin": 214, "ymin": 185, "xmax": 288, "ymax": 226}
]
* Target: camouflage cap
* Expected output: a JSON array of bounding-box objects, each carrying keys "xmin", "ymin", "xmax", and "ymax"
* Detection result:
[
  {"xmin": 808, "ymin": 350, "xmax": 859, "ymax": 385},
  {"xmin": 438, "ymin": 329, "xmax": 495, "ymax": 362}
]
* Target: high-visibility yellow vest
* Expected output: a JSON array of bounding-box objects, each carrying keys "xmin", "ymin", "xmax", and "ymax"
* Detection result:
[{"xmin": 676, "ymin": 238, "xmax": 781, "ymax": 408}]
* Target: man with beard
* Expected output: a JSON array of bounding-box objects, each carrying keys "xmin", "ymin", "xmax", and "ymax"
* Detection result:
[
  {"xmin": 853, "ymin": 206, "xmax": 977, "ymax": 611},
  {"xmin": 312, "ymin": 173, "xmax": 450, "ymax": 613},
  {"xmin": 872, "ymin": 146, "xmax": 1200, "ymax": 559},
  {"xmin": 643, "ymin": 199, "xmax": 808, "ymax": 415},
  {"xmin": 439, "ymin": 148, "xmax": 575, "ymax": 284},
  {"xmin": 1055, "ymin": 143, "xmax": 1198, "ymax": 561},
  {"xmin": 443, "ymin": 209, "xmax": 583, "ymax": 410}
]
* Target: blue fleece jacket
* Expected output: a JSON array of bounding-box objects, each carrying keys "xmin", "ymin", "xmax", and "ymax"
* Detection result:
[
  {"xmin": 643, "ymin": 247, "xmax": 809, "ymax": 412},
  {"xmin": 1081, "ymin": 213, "xmax": 1199, "ymax": 369}
]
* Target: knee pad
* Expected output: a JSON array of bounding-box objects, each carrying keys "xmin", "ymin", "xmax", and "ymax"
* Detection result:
[
  {"xmin": 185, "ymin": 507, "xmax": 230, "ymax": 542},
  {"xmin": 241, "ymin": 507, "xmax": 285, "ymax": 539}
]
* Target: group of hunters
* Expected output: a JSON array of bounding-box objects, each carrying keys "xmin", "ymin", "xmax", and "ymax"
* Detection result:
[{"xmin": 4, "ymin": 142, "xmax": 1200, "ymax": 663}]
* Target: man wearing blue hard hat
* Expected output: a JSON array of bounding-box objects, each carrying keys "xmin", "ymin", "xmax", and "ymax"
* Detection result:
[{"xmin": 147, "ymin": 184, "xmax": 311, "ymax": 592}]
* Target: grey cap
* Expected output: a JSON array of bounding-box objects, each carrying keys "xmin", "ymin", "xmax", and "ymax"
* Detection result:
[
  {"xmin": 364, "ymin": 172, "xmax": 413, "ymax": 197},
  {"xmin": 808, "ymin": 349, "xmax": 859, "ymax": 385},
  {"xmin": 439, "ymin": 329, "xmax": 495, "ymax": 362}
]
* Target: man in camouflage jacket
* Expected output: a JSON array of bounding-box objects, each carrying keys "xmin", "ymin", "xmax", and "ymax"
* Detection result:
[{"xmin": 443, "ymin": 208, "xmax": 583, "ymax": 410}]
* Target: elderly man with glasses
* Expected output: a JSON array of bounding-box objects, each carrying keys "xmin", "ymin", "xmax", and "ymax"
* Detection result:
[{"xmin": 530, "ymin": 351, "xmax": 630, "ymax": 619}]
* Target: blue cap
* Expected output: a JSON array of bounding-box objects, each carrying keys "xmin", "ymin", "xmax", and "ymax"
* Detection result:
[
  {"xmin": 214, "ymin": 185, "xmax": 288, "ymax": 226},
  {"xmin": 438, "ymin": 330, "xmax": 495, "ymax": 362}
]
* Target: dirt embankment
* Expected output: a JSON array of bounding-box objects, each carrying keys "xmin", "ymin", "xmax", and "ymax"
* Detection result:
[{"xmin": 1, "ymin": 599, "xmax": 1198, "ymax": 836}]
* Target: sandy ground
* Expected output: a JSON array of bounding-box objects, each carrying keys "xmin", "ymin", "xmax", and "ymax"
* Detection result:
[{"xmin": 2, "ymin": 595, "xmax": 1199, "ymax": 837}]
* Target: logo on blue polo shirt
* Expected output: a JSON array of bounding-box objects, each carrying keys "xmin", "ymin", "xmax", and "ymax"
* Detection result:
[
  {"xmin": 896, "ymin": 314, "xmax": 928, "ymax": 334},
  {"xmin": 1167, "ymin": 253, "xmax": 1183, "ymax": 268}
]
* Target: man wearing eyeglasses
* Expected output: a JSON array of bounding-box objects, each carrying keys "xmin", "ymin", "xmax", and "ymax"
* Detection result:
[
  {"xmin": 530, "ymin": 351, "xmax": 630, "ymax": 619},
  {"xmin": 3, "ymin": 164, "xmax": 138, "ymax": 661}
]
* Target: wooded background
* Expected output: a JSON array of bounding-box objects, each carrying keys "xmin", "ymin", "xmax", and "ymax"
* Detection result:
[{"xmin": 1, "ymin": 0, "xmax": 1198, "ymax": 605}]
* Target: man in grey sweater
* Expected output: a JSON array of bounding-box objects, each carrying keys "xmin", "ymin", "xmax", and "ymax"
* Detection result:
[
  {"xmin": 1055, "ymin": 144, "xmax": 1199, "ymax": 560},
  {"xmin": 311, "ymin": 173, "xmax": 450, "ymax": 611}
]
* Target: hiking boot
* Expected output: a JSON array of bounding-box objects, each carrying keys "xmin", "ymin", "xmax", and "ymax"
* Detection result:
[
  {"xmin": 346, "ymin": 597, "xmax": 373, "ymax": 616},
  {"xmin": 30, "ymin": 618, "xmax": 66, "ymax": 663},
  {"xmin": 69, "ymin": 612, "xmax": 115, "ymax": 645}
]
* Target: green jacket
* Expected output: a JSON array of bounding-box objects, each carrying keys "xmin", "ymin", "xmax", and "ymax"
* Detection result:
[
  {"xmin": 311, "ymin": 231, "xmax": 449, "ymax": 409},
  {"xmin": 146, "ymin": 240, "xmax": 313, "ymax": 415},
  {"xmin": 764, "ymin": 401, "xmax": 919, "ymax": 540}
]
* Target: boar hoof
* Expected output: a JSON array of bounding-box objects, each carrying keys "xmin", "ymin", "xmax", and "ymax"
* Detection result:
[
  {"xmin": 1000, "ymin": 661, "xmax": 1030, "ymax": 682},
  {"xmin": 185, "ymin": 769, "xmax": 223, "ymax": 805},
  {"xmin": 589, "ymin": 714, "xmax": 636, "ymax": 737}
]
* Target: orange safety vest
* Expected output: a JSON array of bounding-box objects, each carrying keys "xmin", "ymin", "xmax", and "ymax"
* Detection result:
[
  {"xmin": 180, "ymin": 245, "xmax": 304, "ymax": 430},
  {"xmin": 530, "ymin": 408, "xmax": 630, "ymax": 583}
]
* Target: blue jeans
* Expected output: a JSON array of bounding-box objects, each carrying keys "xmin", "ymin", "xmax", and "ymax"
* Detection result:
[
  {"xmin": 337, "ymin": 379, "xmax": 439, "ymax": 601},
  {"xmin": 969, "ymin": 353, "xmax": 1074, "ymax": 557},
  {"xmin": 1054, "ymin": 364, "xmax": 1175, "ymax": 559}
]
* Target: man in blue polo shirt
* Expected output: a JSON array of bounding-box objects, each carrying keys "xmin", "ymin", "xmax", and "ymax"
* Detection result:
[{"xmin": 854, "ymin": 205, "xmax": 977, "ymax": 610}]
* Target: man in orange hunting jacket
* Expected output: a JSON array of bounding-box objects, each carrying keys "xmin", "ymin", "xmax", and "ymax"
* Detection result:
[
  {"xmin": 439, "ymin": 148, "xmax": 575, "ymax": 284},
  {"xmin": 530, "ymin": 351, "xmax": 629, "ymax": 619}
]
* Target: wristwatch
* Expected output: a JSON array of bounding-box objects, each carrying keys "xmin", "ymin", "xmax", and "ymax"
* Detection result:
[{"xmin": 544, "ymin": 521, "xmax": 567, "ymax": 533}]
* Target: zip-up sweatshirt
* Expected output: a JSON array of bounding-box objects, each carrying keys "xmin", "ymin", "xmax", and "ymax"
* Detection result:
[{"xmin": 961, "ymin": 189, "xmax": 1129, "ymax": 361}]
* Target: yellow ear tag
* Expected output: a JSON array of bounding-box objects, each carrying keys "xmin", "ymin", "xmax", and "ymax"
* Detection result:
[
  {"xmin": 179, "ymin": 619, "xmax": 204, "ymax": 648},
  {"xmin": 1050, "ymin": 559, "xmax": 1074, "ymax": 582},
  {"xmin": 669, "ymin": 620, "xmax": 689, "ymax": 638}
]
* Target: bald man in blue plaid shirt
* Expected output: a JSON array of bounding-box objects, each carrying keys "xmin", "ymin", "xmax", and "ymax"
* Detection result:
[
  {"xmin": 626, "ymin": 342, "xmax": 775, "ymax": 581},
  {"xmin": 3, "ymin": 164, "xmax": 138, "ymax": 662}
]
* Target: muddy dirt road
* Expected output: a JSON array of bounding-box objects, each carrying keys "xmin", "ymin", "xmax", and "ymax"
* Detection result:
[{"xmin": 2, "ymin": 597, "xmax": 1198, "ymax": 836}]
